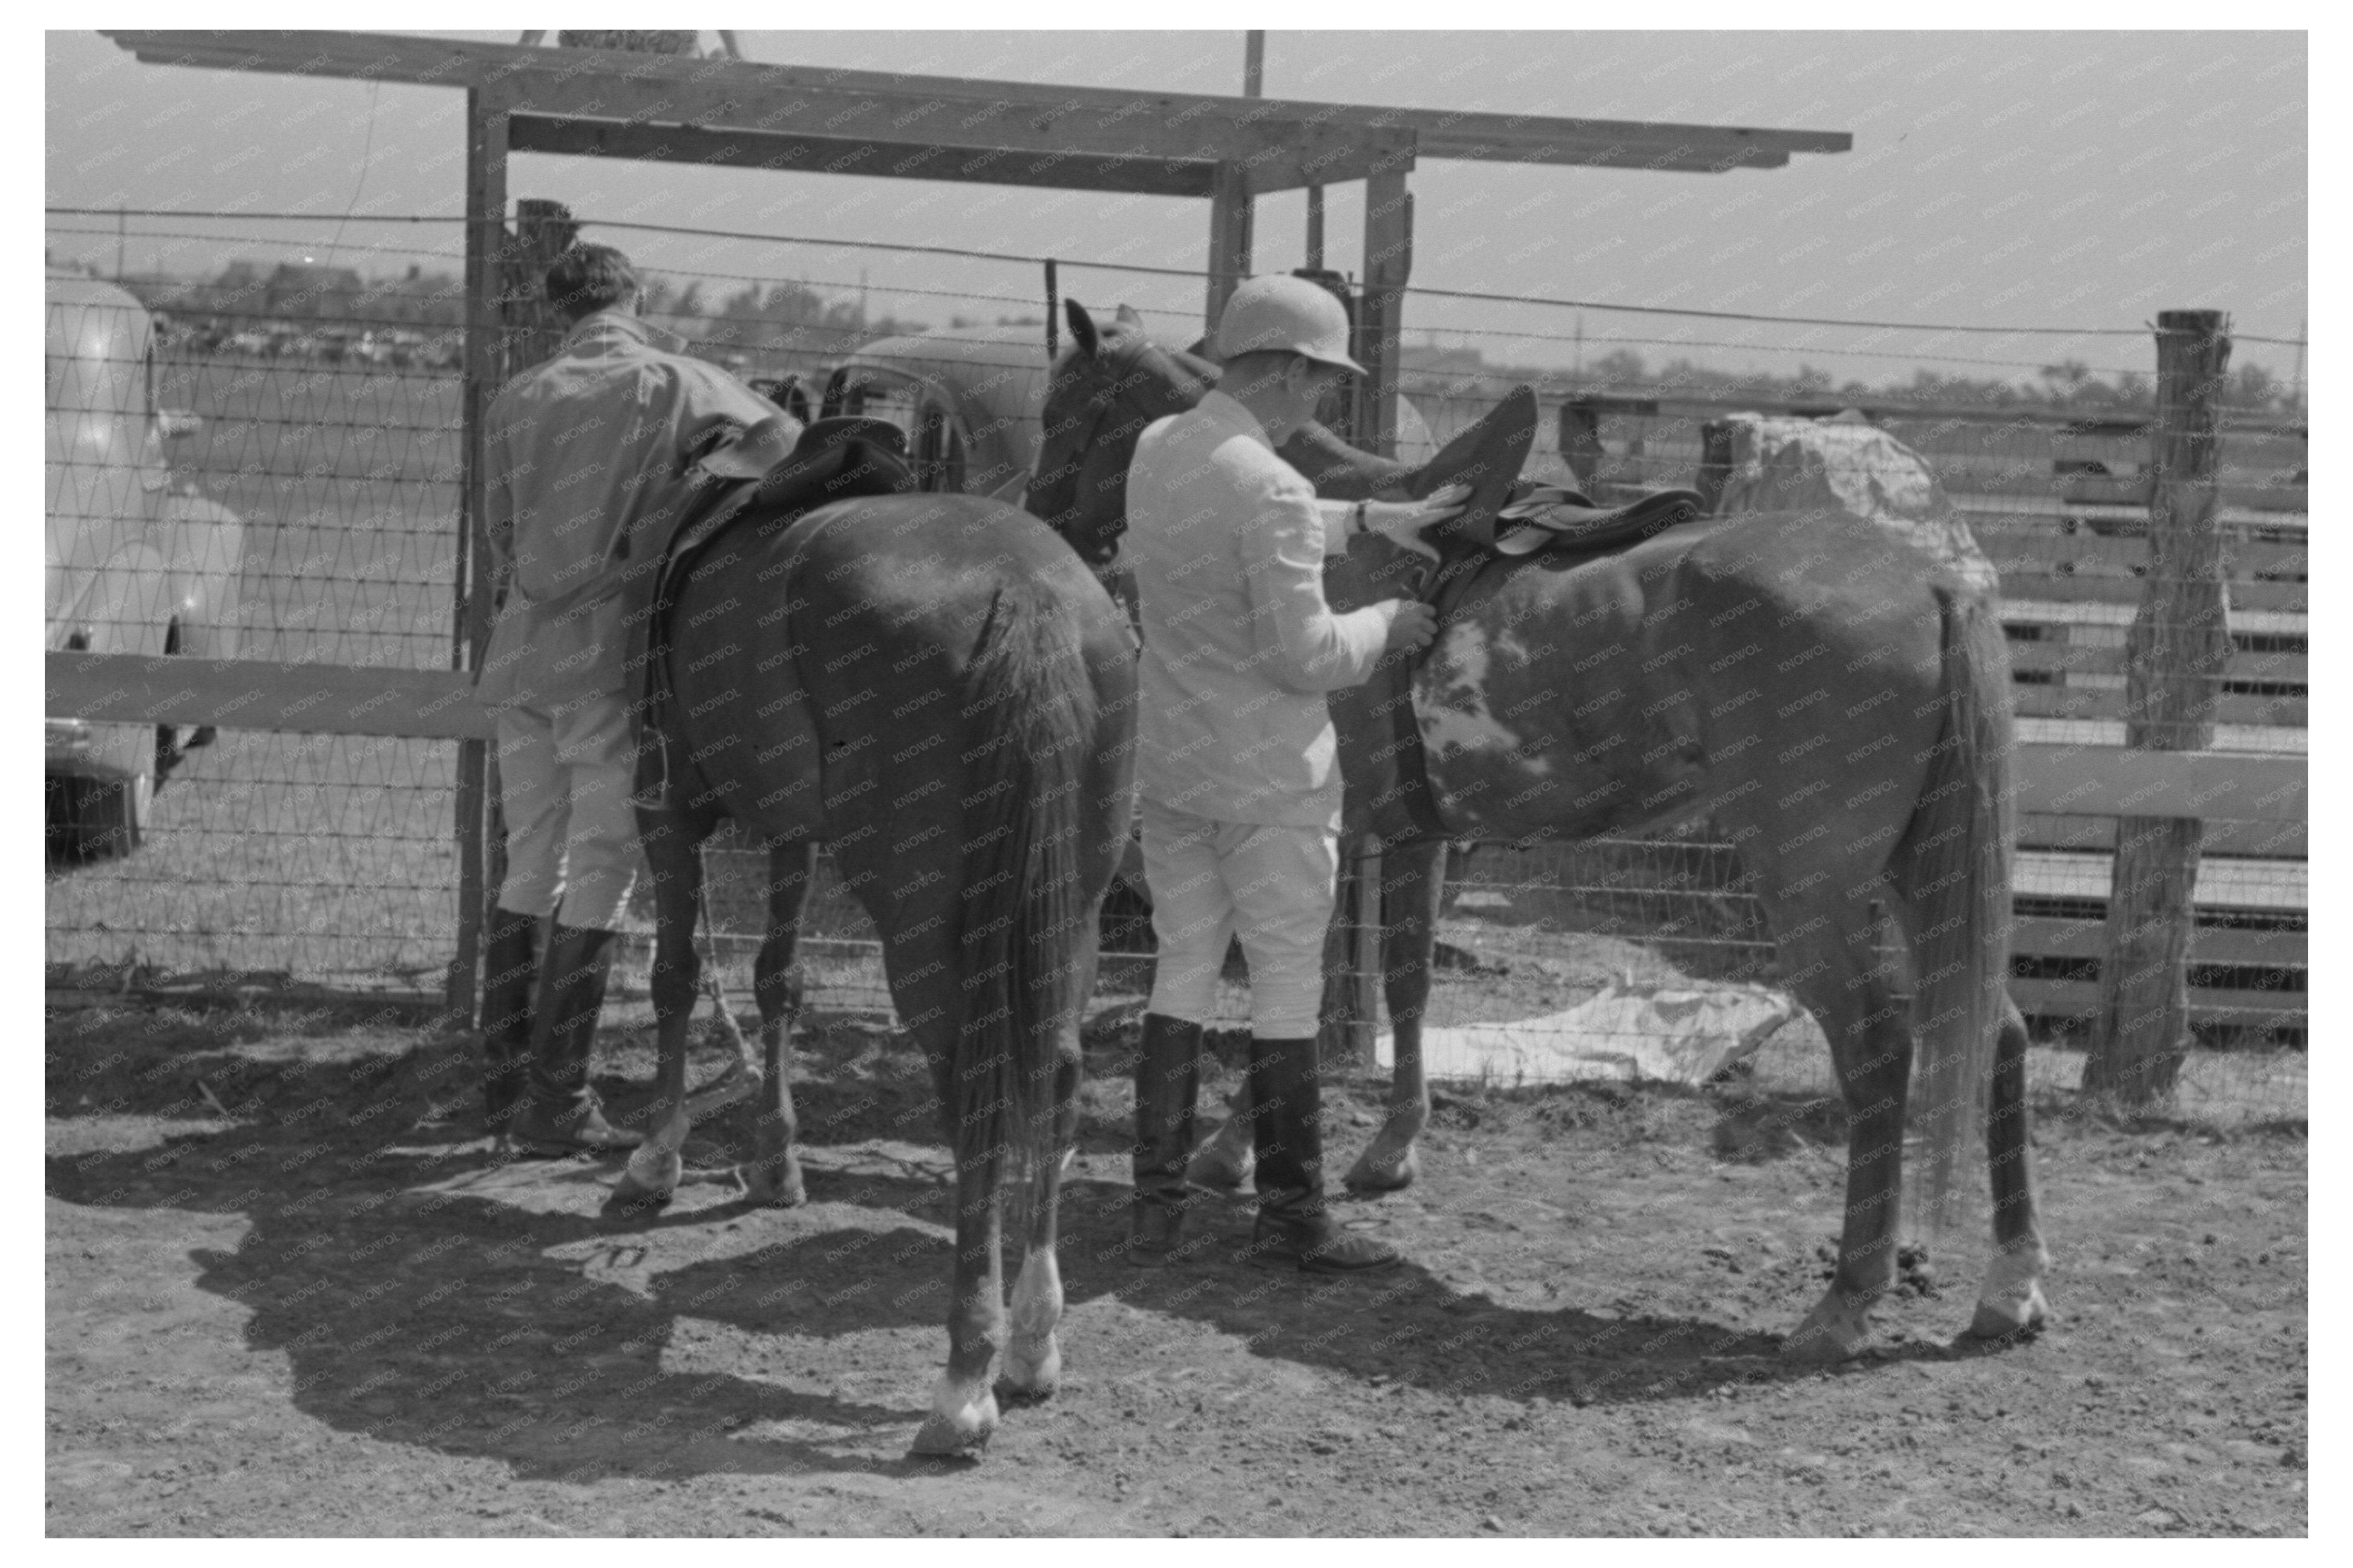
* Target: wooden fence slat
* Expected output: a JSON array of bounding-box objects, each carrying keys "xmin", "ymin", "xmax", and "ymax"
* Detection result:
[
  {"xmin": 2010, "ymin": 915, "xmax": 2305, "ymax": 971},
  {"xmin": 1997, "ymin": 573, "xmax": 2307, "ymax": 613},
  {"xmin": 2008, "ymin": 978, "xmax": 2305, "ymax": 1025},
  {"xmin": 2012, "ymin": 686, "xmax": 2307, "ymax": 728},
  {"xmin": 2004, "ymin": 642, "xmax": 2305, "ymax": 685},
  {"xmin": 2021, "ymin": 812, "xmax": 2305, "ymax": 859},
  {"xmin": 46, "ymin": 653, "xmax": 492, "ymax": 741}
]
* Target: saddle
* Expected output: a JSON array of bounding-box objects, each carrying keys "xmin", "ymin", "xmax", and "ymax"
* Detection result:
[
  {"xmin": 1326, "ymin": 386, "xmax": 1709, "ymax": 847},
  {"xmin": 626, "ymin": 416, "xmax": 920, "ymax": 812}
]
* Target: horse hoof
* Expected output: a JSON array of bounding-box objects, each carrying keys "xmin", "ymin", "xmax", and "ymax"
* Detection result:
[
  {"xmin": 602, "ymin": 1176, "xmax": 673, "ymax": 1221},
  {"xmin": 1782, "ymin": 1294, "xmax": 1873, "ymax": 1362},
  {"xmin": 910, "ymin": 1380, "xmax": 999, "ymax": 1460},
  {"xmin": 1966, "ymin": 1284, "xmax": 2051, "ymax": 1342},
  {"xmin": 998, "ymin": 1338, "xmax": 1061, "ymax": 1406},
  {"xmin": 1344, "ymin": 1143, "xmax": 1421, "ymax": 1194},
  {"xmin": 742, "ymin": 1158, "xmax": 807, "ymax": 1209}
]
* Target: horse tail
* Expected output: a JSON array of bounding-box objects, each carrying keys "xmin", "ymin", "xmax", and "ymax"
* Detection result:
[
  {"xmin": 1893, "ymin": 586, "xmax": 2017, "ymax": 1234},
  {"xmin": 952, "ymin": 575, "xmax": 1091, "ymax": 1193}
]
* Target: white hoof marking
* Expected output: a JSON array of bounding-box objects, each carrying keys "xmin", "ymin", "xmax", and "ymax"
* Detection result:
[{"xmin": 912, "ymin": 1374, "xmax": 1000, "ymax": 1456}]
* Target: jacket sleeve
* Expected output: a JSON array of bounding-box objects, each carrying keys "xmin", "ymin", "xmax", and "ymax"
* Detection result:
[{"xmin": 1237, "ymin": 463, "xmax": 1392, "ymax": 694}]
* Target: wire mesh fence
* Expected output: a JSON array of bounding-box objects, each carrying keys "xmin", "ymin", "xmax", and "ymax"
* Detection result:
[{"xmin": 45, "ymin": 210, "xmax": 2306, "ymax": 1120}]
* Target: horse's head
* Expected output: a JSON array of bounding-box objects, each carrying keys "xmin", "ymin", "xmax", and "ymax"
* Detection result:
[{"xmin": 1028, "ymin": 299, "xmax": 1222, "ymax": 568}]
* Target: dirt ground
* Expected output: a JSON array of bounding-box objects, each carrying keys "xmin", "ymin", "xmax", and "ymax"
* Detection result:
[{"xmin": 46, "ymin": 999, "xmax": 2306, "ymax": 1538}]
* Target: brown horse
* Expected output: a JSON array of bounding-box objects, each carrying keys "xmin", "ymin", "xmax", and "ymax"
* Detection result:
[
  {"xmin": 1029, "ymin": 299, "xmax": 2047, "ymax": 1361},
  {"xmin": 614, "ymin": 484, "xmax": 1137, "ymax": 1454}
]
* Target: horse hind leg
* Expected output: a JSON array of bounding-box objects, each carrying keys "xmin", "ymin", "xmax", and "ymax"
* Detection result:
[
  {"xmin": 911, "ymin": 1152, "xmax": 1007, "ymax": 1458},
  {"xmin": 1346, "ymin": 839, "xmax": 1446, "ymax": 1194},
  {"xmin": 1001, "ymin": 1029, "xmax": 1082, "ymax": 1403},
  {"xmin": 1968, "ymin": 991, "xmax": 2051, "ymax": 1340},
  {"xmin": 609, "ymin": 809, "xmax": 712, "ymax": 1215},
  {"xmin": 1766, "ymin": 878, "xmax": 1915, "ymax": 1364},
  {"xmin": 742, "ymin": 838, "xmax": 816, "ymax": 1209}
]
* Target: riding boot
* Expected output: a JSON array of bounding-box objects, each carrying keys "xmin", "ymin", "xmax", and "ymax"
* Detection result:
[
  {"xmin": 1245, "ymin": 1035, "xmax": 1400, "ymax": 1273},
  {"xmin": 506, "ymin": 923, "xmax": 643, "ymax": 1155},
  {"xmin": 478, "ymin": 906, "xmax": 540, "ymax": 1131},
  {"xmin": 1128, "ymin": 1013, "xmax": 1205, "ymax": 1266}
]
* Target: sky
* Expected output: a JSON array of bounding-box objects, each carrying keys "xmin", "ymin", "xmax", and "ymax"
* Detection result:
[{"xmin": 44, "ymin": 27, "xmax": 2309, "ymax": 390}]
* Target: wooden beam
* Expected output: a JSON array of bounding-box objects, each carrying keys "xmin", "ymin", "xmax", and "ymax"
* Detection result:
[
  {"xmin": 509, "ymin": 114, "xmax": 1219, "ymax": 197},
  {"xmin": 44, "ymin": 657, "xmax": 2308, "ymax": 828},
  {"xmin": 497, "ymin": 67, "xmax": 1413, "ymax": 193},
  {"xmin": 2012, "ymin": 744, "xmax": 2303, "ymax": 822},
  {"xmin": 47, "ymin": 654, "xmax": 494, "ymax": 741},
  {"xmin": 102, "ymin": 30, "xmax": 1847, "ymax": 175},
  {"xmin": 1205, "ymin": 163, "xmax": 1253, "ymax": 333}
]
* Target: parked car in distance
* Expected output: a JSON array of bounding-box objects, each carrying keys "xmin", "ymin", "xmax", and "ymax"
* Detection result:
[{"xmin": 46, "ymin": 269, "xmax": 245, "ymax": 863}]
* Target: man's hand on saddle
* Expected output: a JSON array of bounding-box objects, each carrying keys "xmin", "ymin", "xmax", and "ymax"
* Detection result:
[
  {"xmin": 1359, "ymin": 482, "xmax": 1470, "ymax": 560},
  {"xmin": 1381, "ymin": 598, "xmax": 1441, "ymax": 655}
]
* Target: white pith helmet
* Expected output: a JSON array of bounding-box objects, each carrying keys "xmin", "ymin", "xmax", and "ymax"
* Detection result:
[{"xmin": 1212, "ymin": 274, "xmax": 1366, "ymax": 375}]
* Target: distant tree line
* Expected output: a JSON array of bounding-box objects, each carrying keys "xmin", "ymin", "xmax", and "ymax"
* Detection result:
[{"xmin": 1404, "ymin": 341, "xmax": 2303, "ymax": 416}]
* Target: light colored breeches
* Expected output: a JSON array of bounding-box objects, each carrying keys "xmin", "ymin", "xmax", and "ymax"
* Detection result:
[
  {"xmin": 1139, "ymin": 798, "xmax": 1337, "ymax": 1040},
  {"xmin": 492, "ymin": 691, "xmax": 641, "ymax": 932}
]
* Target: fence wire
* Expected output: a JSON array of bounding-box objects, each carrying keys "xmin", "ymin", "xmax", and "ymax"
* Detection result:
[{"xmin": 45, "ymin": 214, "xmax": 2306, "ymax": 1119}]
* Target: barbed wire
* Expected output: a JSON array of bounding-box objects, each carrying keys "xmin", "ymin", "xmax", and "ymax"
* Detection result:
[{"xmin": 47, "ymin": 206, "xmax": 2309, "ymax": 347}]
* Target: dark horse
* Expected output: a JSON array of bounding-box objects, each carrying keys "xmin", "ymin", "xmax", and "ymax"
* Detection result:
[
  {"xmin": 1029, "ymin": 300, "xmax": 2048, "ymax": 1361},
  {"xmin": 615, "ymin": 461, "xmax": 1137, "ymax": 1455}
]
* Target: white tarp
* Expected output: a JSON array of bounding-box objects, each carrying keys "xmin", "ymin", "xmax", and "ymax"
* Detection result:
[{"xmin": 1375, "ymin": 984, "xmax": 1806, "ymax": 1086}]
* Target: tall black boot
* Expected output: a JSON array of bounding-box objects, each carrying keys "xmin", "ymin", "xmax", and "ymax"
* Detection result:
[
  {"xmin": 1129, "ymin": 1013, "xmax": 1205, "ymax": 1266},
  {"xmin": 479, "ymin": 907, "xmax": 540, "ymax": 1131},
  {"xmin": 1245, "ymin": 1035, "xmax": 1400, "ymax": 1273},
  {"xmin": 507, "ymin": 923, "xmax": 642, "ymax": 1155}
]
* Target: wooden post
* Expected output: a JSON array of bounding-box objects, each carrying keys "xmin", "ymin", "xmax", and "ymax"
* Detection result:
[
  {"xmin": 1311, "ymin": 159, "xmax": 1414, "ymax": 1073},
  {"xmin": 1306, "ymin": 185, "xmax": 1324, "ymax": 270},
  {"xmin": 446, "ymin": 88, "xmax": 509, "ymax": 1024},
  {"xmin": 1318, "ymin": 840, "xmax": 1382, "ymax": 1070},
  {"xmin": 1356, "ymin": 162, "xmax": 1412, "ymax": 459},
  {"xmin": 1205, "ymin": 162, "xmax": 1254, "ymax": 334},
  {"xmin": 2085, "ymin": 309, "xmax": 2233, "ymax": 1103}
]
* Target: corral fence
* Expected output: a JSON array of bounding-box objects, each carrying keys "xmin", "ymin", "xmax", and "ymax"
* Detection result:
[{"xmin": 45, "ymin": 207, "xmax": 2306, "ymax": 1119}]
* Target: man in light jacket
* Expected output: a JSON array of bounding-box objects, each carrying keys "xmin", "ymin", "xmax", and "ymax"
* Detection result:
[
  {"xmin": 1124, "ymin": 273, "xmax": 1458, "ymax": 1272},
  {"xmin": 475, "ymin": 243, "xmax": 792, "ymax": 1152}
]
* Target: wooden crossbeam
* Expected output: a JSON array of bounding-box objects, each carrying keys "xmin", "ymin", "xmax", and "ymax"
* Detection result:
[
  {"xmin": 506, "ymin": 109, "xmax": 1414, "ymax": 196},
  {"xmin": 511, "ymin": 115, "xmax": 1220, "ymax": 198},
  {"xmin": 102, "ymin": 30, "xmax": 1848, "ymax": 177},
  {"xmin": 49, "ymin": 652, "xmax": 2307, "ymax": 827},
  {"xmin": 47, "ymin": 653, "xmax": 494, "ymax": 742}
]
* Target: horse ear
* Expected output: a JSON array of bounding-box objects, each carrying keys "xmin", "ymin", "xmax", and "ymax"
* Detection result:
[
  {"xmin": 1115, "ymin": 303, "xmax": 1143, "ymax": 327},
  {"xmin": 1065, "ymin": 298, "xmax": 1101, "ymax": 361}
]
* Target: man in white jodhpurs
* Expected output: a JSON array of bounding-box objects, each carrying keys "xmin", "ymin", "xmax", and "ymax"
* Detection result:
[{"xmin": 1124, "ymin": 273, "xmax": 1458, "ymax": 1273}]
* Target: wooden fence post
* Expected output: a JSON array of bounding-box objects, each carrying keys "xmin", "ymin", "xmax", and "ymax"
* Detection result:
[
  {"xmin": 447, "ymin": 88, "xmax": 509, "ymax": 1025},
  {"xmin": 2085, "ymin": 309, "xmax": 2233, "ymax": 1102}
]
